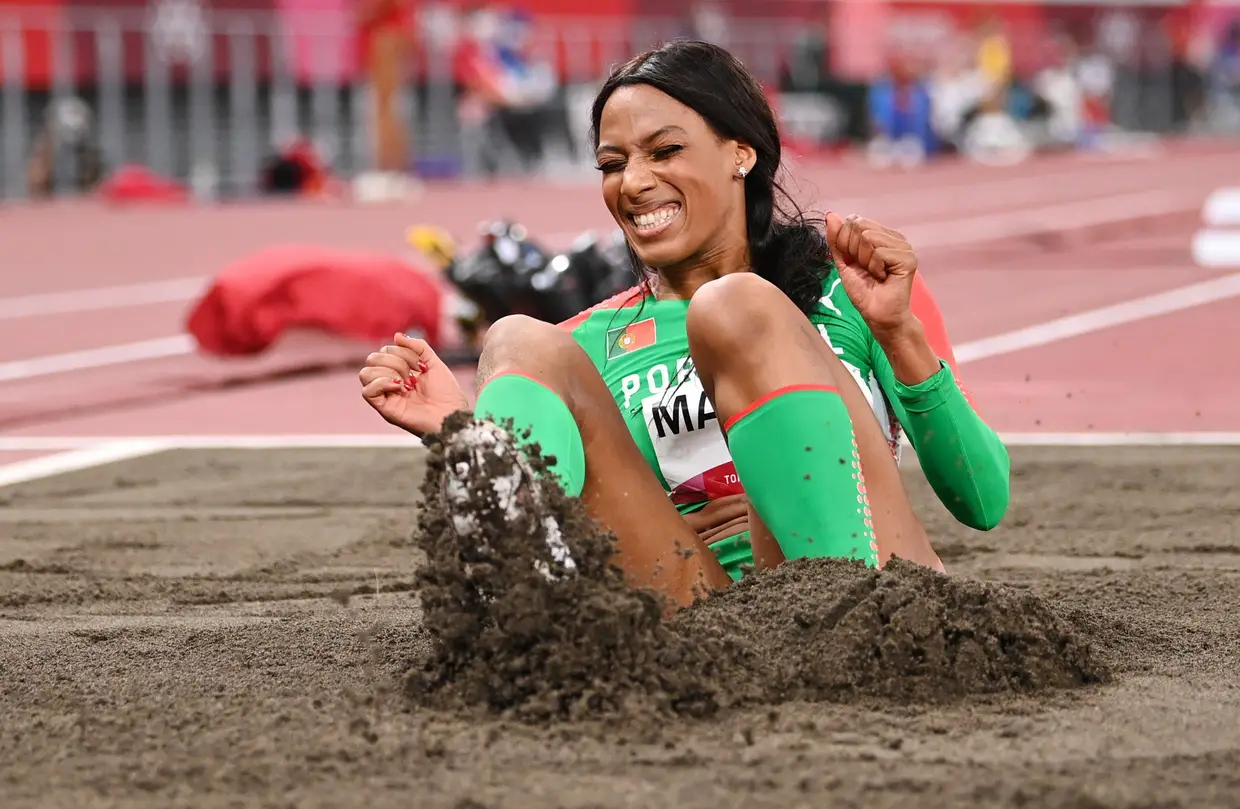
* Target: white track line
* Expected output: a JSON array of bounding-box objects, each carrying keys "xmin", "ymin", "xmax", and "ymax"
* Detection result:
[
  {"xmin": 0, "ymin": 440, "xmax": 170, "ymax": 488},
  {"xmin": 0, "ymin": 336, "xmax": 194, "ymax": 383},
  {"xmin": 0, "ymin": 434, "xmax": 419, "ymax": 452},
  {"xmin": 0, "ymin": 277, "xmax": 207, "ymax": 322},
  {"xmin": 954, "ymin": 272, "xmax": 1240, "ymax": 363},
  {"xmin": 0, "ymin": 430, "xmax": 1235, "ymax": 489},
  {"xmin": 0, "ymin": 434, "xmax": 422, "ymax": 488}
]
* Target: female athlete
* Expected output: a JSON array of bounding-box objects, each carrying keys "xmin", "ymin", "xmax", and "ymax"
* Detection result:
[{"xmin": 359, "ymin": 40, "xmax": 1010, "ymax": 609}]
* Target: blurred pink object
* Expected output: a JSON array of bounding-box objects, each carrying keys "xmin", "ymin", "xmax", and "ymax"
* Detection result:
[{"xmin": 98, "ymin": 165, "xmax": 191, "ymax": 205}]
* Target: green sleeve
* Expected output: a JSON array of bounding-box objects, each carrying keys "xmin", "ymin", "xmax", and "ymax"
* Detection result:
[
  {"xmin": 872, "ymin": 346, "xmax": 1011, "ymax": 531},
  {"xmin": 810, "ymin": 273, "xmax": 1009, "ymax": 530},
  {"xmin": 808, "ymin": 276, "xmax": 876, "ymax": 390}
]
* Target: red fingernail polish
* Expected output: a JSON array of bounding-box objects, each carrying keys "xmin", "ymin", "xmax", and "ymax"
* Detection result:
[{"xmin": 417, "ymin": 361, "xmax": 428, "ymax": 373}]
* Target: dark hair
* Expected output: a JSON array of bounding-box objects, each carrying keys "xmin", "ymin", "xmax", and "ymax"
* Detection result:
[{"xmin": 589, "ymin": 39, "xmax": 833, "ymax": 316}]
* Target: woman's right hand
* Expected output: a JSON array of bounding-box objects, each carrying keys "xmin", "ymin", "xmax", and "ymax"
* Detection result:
[{"xmin": 359, "ymin": 333, "xmax": 470, "ymax": 437}]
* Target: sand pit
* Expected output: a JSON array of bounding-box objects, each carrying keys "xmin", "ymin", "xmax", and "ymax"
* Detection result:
[
  {"xmin": 2, "ymin": 443, "xmax": 1240, "ymax": 808},
  {"xmin": 409, "ymin": 415, "xmax": 1105, "ymax": 725}
]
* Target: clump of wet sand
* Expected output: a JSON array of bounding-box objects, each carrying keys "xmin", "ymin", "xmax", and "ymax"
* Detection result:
[{"xmin": 408, "ymin": 413, "xmax": 1108, "ymax": 723}]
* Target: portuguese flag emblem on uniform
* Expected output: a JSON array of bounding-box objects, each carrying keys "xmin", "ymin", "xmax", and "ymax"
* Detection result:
[{"xmin": 606, "ymin": 317, "xmax": 657, "ymax": 360}]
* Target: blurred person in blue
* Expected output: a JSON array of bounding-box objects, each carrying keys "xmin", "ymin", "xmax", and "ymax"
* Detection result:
[
  {"xmin": 867, "ymin": 54, "xmax": 937, "ymax": 167},
  {"xmin": 1210, "ymin": 20, "xmax": 1240, "ymax": 122},
  {"xmin": 491, "ymin": 8, "xmax": 560, "ymax": 171}
]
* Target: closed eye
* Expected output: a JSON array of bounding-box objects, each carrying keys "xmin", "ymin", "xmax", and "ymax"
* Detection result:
[{"xmin": 595, "ymin": 144, "xmax": 683, "ymax": 173}]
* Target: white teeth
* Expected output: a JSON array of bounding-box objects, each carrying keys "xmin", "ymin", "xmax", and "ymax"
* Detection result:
[{"xmin": 633, "ymin": 205, "xmax": 679, "ymax": 230}]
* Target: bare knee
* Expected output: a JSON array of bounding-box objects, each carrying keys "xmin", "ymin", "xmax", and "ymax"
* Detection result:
[
  {"xmin": 480, "ymin": 315, "xmax": 552, "ymax": 359},
  {"xmin": 478, "ymin": 315, "xmax": 590, "ymax": 396},
  {"xmin": 480, "ymin": 314, "xmax": 573, "ymax": 371},
  {"xmin": 686, "ymin": 273, "xmax": 797, "ymax": 366}
]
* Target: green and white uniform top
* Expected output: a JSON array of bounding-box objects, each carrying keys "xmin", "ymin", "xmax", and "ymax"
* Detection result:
[{"xmin": 559, "ymin": 269, "xmax": 1008, "ymax": 519}]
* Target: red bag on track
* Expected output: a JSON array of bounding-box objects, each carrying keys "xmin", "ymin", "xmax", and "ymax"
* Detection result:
[{"xmin": 186, "ymin": 245, "xmax": 445, "ymax": 357}]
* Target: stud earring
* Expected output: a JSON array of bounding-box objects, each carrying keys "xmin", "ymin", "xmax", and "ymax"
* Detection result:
[{"xmin": 737, "ymin": 166, "xmax": 748, "ymax": 178}]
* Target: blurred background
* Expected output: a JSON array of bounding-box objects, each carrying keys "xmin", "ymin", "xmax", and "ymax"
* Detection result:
[
  {"xmin": 3, "ymin": 0, "xmax": 1239, "ymax": 200},
  {"xmin": 1, "ymin": 0, "xmax": 1238, "ymax": 451}
]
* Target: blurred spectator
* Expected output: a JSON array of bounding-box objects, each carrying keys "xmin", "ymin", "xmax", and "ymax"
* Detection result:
[
  {"xmin": 454, "ymin": 2, "xmax": 506, "ymax": 176},
  {"xmin": 27, "ymin": 97, "xmax": 105, "ymax": 199},
  {"xmin": 867, "ymin": 56, "xmax": 936, "ymax": 167},
  {"xmin": 1033, "ymin": 35, "xmax": 1086, "ymax": 148},
  {"xmin": 357, "ymin": 0, "xmax": 414, "ymax": 176},
  {"xmin": 959, "ymin": 108, "xmax": 1033, "ymax": 166},
  {"xmin": 1075, "ymin": 40, "xmax": 1117, "ymax": 142},
  {"xmin": 782, "ymin": 31, "xmax": 831, "ymax": 94},
  {"xmin": 1211, "ymin": 21, "xmax": 1240, "ymax": 120},
  {"xmin": 689, "ymin": 1, "xmax": 730, "ymax": 48},
  {"xmin": 777, "ymin": 30, "xmax": 869, "ymax": 149},
  {"xmin": 928, "ymin": 48, "xmax": 986, "ymax": 153},
  {"xmin": 1164, "ymin": 12, "xmax": 1207, "ymax": 130},
  {"xmin": 454, "ymin": 3, "xmax": 559, "ymax": 177},
  {"xmin": 493, "ymin": 9, "xmax": 560, "ymax": 169},
  {"xmin": 975, "ymin": 14, "xmax": 1013, "ymax": 104}
]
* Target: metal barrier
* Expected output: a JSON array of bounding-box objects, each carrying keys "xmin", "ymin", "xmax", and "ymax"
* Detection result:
[{"xmin": 0, "ymin": 3, "xmax": 1235, "ymax": 201}]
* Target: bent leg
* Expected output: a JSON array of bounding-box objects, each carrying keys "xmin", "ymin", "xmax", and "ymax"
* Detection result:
[
  {"xmin": 687, "ymin": 273, "xmax": 937, "ymax": 570},
  {"xmin": 473, "ymin": 315, "xmax": 732, "ymax": 607}
]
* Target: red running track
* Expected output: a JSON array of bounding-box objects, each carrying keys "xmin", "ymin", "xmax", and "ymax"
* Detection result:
[{"xmin": 1, "ymin": 144, "xmax": 1238, "ymax": 466}]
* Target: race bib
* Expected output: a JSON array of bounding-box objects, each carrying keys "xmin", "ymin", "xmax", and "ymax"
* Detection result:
[{"xmin": 641, "ymin": 373, "xmax": 743, "ymax": 506}]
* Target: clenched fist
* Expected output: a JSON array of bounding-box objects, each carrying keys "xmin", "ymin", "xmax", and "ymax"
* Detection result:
[
  {"xmin": 826, "ymin": 212, "xmax": 920, "ymax": 336},
  {"xmin": 359, "ymin": 333, "xmax": 470, "ymax": 437}
]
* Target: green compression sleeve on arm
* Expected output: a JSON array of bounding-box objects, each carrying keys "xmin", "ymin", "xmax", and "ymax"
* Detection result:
[
  {"xmin": 473, "ymin": 373, "xmax": 586, "ymax": 497},
  {"xmin": 725, "ymin": 384, "xmax": 878, "ymax": 568},
  {"xmin": 891, "ymin": 361, "xmax": 1011, "ymax": 530}
]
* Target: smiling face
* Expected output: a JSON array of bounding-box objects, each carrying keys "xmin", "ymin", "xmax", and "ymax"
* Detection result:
[{"xmin": 594, "ymin": 84, "xmax": 754, "ymax": 273}]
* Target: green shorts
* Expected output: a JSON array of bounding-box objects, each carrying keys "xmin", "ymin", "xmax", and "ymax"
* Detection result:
[{"xmin": 709, "ymin": 531, "xmax": 754, "ymax": 582}]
